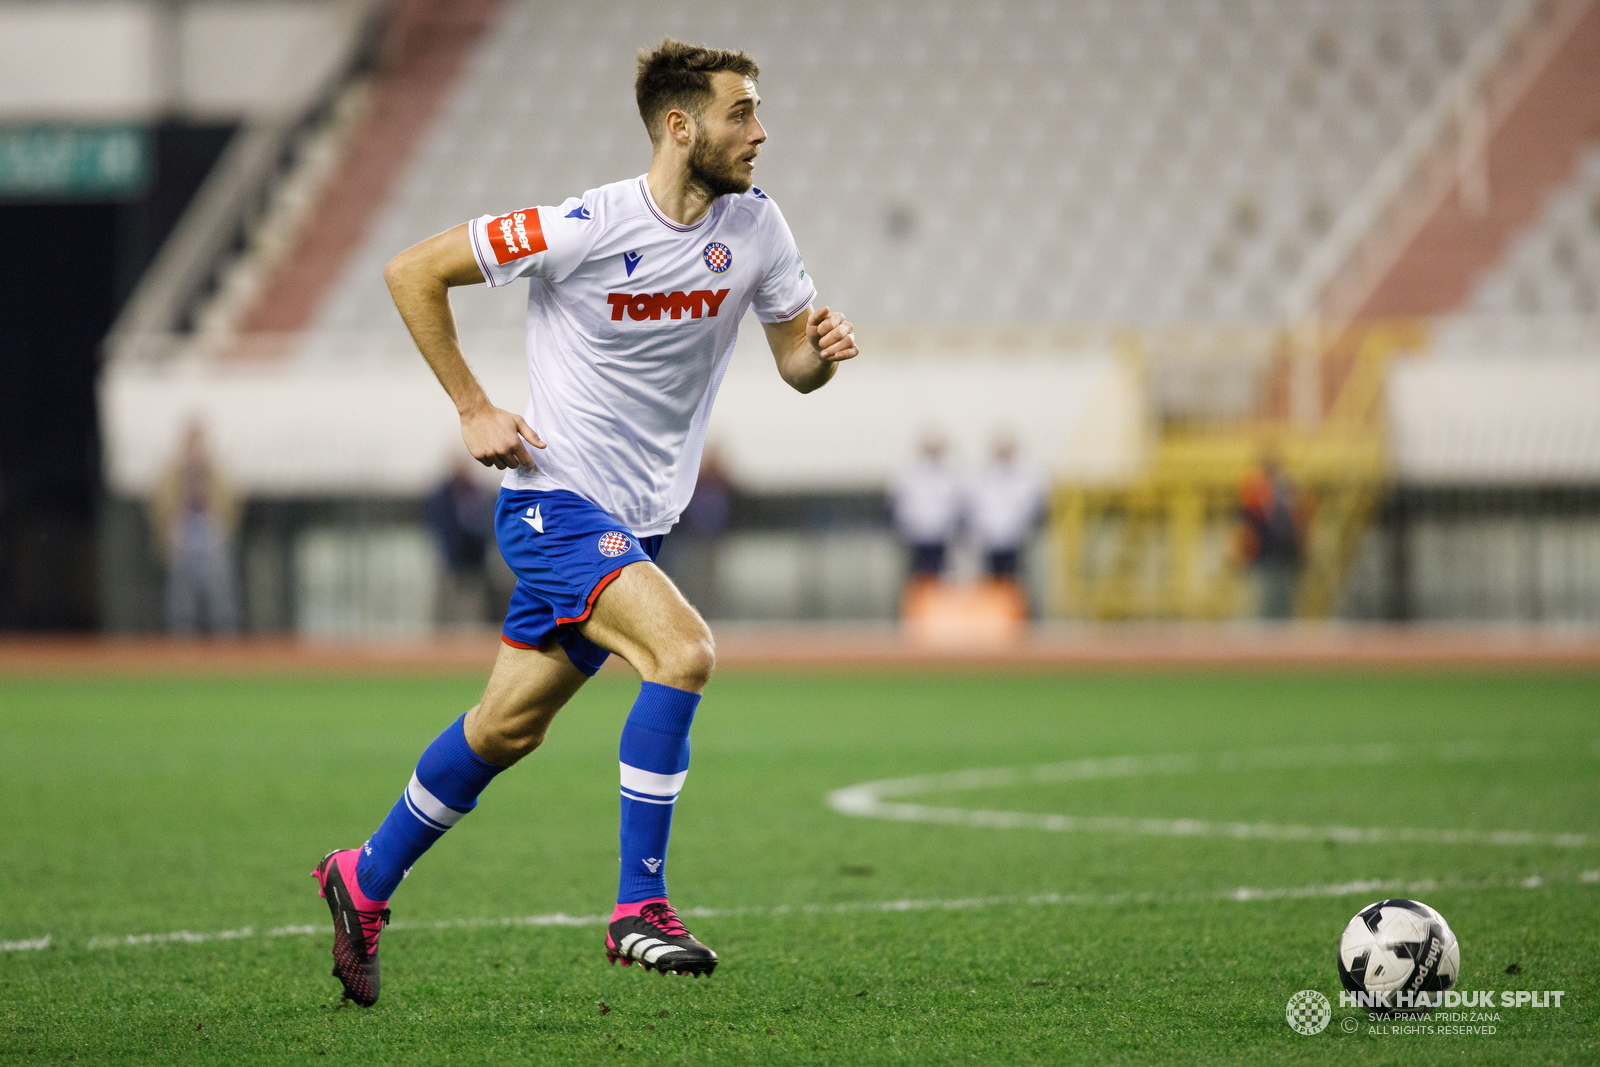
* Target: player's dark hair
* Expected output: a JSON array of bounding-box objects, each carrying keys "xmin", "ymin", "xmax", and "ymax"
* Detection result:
[{"xmin": 635, "ymin": 38, "xmax": 759, "ymax": 146}]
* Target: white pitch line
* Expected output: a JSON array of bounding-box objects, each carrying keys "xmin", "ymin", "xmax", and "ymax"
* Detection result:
[
  {"xmin": 24, "ymin": 868, "xmax": 1594, "ymax": 955},
  {"xmin": 828, "ymin": 742, "xmax": 1598, "ymax": 849}
]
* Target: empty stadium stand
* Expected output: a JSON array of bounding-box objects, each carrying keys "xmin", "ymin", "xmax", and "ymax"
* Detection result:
[
  {"xmin": 97, "ymin": 0, "xmax": 1600, "ymax": 632},
  {"xmin": 1473, "ymin": 147, "xmax": 1600, "ymax": 314},
  {"xmin": 1334, "ymin": 0, "xmax": 1600, "ymax": 319},
  {"xmin": 292, "ymin": 0, "xmax": 1513, "ymax": 342}
]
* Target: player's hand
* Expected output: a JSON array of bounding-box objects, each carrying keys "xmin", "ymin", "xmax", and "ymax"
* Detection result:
[
  {"xmin": 460, "ymin": 405, "xmax": 545, "ymax": 470},
  {"xmin": 806, "ymin": 305, "xmax": 858, "ymax": 363}
]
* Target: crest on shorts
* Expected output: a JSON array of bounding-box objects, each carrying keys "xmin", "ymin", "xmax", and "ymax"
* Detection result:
[
  {"xmin": 598, "ymin": 531, "xmax": 632, "ymax": 557},
  {"xmin": 702, "ymin": 242, "xmax": 732, "ymax": 273}
]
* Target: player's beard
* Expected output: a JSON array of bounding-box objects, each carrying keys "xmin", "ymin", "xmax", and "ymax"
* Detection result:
[{"xmin": 687, "ymin": 131, "xmax": 752, "ymax": 198}]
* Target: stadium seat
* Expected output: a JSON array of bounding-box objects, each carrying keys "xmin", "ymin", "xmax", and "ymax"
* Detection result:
[
  {"xmin": 1471, "ymin": 147, "xmax": 1600, "ymax": 316},
  {"xmin": 289, "ymin": 0, "xmax": 1508, "ymax": 348}
]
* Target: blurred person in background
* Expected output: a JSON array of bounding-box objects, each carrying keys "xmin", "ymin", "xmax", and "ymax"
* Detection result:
[
  {"xmin": 426, "ymin": 460, "xmax": 497, "ymax": 629},
  {"xmin": 967, "ymin": 433, "xmax": 1046, "ymax": 586},
  {"xmin": 892, "ymin": 435, "xmax": 962, "ymax": 582},
  {"xmin": 149, "ymin": 420, "xmax": 240, "ymax": 635},
  {"xmin": 1238, "ymin": 448, "xmax": 1304, "ymax": 620},
  {"xmin": 663, "ymin": 444, "xmax": 734, "ymax": 615}
]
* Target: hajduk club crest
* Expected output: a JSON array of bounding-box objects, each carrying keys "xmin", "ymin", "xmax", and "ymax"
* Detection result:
[
  {"xmin": 598, "ymin": 532, "xmax": 632, "ymax": 557},
  {"xmin": 702, "ymin": 242, "xmax": 732, "ymax": 273}
]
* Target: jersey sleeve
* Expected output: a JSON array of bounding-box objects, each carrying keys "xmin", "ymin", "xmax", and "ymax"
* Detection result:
[
  {"xmin": 750, "ymin": 198, "xmax": 817, "ymax": 323},
  {"xmin": 467, "ymin": 195, "xmax": 598, "ymax": 287}
]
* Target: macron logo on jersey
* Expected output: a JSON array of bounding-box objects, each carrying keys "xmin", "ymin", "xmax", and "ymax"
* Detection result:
[
  {"xmin": 565, "ymin": 204, "xmax": 592, "ymax": 219},
  {"xmin": 606, "ymin": 289, "xmax": 730, "ymax": 321},
  {"xmin": 486, "ymin": 209, "xmax": 546, "ymax": 264}
]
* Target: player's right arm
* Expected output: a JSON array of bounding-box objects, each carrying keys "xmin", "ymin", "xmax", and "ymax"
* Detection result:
[{"xmin": 383, "ymin": 224, "xmax": 543, "ymax": 471}]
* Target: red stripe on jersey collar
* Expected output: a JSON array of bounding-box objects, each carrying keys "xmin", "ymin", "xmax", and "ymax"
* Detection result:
[{"xmin": 638, "ymin": 177, "xmax": 711, "ymax": 233}]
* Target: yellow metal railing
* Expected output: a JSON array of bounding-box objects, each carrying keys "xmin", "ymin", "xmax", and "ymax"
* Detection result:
[{"xmin": 1051, "ymin": 321, "xmax": 1424, "ymax": 620}]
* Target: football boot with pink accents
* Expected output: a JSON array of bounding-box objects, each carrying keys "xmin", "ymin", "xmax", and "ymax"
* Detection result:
[
  {"xmin": 606, "ymin": 898, "xmax": 717, "ymax": 976},
  {"xmin": 312, "ymin": 848, "xmax": 391, "ymax": 1006}
]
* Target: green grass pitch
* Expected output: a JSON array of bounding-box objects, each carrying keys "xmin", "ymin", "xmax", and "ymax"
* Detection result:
[{"xmin": 1, "ymin": 669, "xmax": 1596, "ymax": 1064}]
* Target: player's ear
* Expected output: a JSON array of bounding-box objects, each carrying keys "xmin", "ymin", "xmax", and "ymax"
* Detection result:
[{"xmin": 665, "ymin": 106, "xmax": 693, "ymax": 146}]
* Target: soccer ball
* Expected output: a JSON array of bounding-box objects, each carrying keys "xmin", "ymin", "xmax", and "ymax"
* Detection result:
[{"xmin": 1337, "ymin": 899, "xmax": 1459, "ymax": 1014}]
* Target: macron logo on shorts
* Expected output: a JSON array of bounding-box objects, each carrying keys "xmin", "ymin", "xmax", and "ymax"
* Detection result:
[{"xmin": 522, "ymin": 505, "xmax": 543, "ymax": 533}]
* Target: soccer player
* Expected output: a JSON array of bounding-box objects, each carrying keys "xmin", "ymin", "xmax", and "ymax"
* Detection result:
[{"xmin": 312, "ymin": 39, "xmax": 857, "ymax": 1006}]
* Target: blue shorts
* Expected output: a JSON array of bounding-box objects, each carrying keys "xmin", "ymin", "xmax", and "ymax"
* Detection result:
[{"xmin": 495, "ymin": 488, "xmax": 663, "ymax": 676}]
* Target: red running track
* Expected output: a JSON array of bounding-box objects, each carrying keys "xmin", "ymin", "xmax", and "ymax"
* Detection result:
[{"xmin": 0, "ymin": 625, "xmax": 1596, "ymax": 676}]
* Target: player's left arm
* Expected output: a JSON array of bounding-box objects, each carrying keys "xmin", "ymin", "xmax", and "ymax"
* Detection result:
[{"xmin": 763, "ymin": 305, "xmax": 857, "ymax": 394}]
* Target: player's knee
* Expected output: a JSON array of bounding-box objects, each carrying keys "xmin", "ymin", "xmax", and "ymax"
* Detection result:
[
  {"xmin": 471, "ymin": 699, "xmax": 549, "ymax": 763},
  {"xmin": 659, "ymin": 634, "xmax": 715, "ymax": 691},
  {"xmin": 490, "ymin": 721, "xmax": 546, "ymax": 760}
]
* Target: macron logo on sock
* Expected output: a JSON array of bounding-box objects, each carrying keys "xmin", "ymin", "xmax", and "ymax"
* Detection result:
[{"xmin": 642, "ymin": 857, "xmax": 663, "ymax": 873}]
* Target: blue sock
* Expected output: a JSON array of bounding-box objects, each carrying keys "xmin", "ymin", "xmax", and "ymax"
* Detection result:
[
  {"xmin": 355, "ymin": 713, "xmax": 504, "ymax": 901},
  {"xmin": 617, "ymin": 682, "xmax": 700, "ymax": 904}
]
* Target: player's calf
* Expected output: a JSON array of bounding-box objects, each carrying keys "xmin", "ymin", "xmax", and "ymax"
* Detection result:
[{"xmin": 465, "ymin": 639, "xmax": 590, "ymax": 766}]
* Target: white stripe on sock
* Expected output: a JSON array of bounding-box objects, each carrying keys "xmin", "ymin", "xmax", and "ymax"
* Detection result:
[
  {"xmin": 620, "ymin": 762, "xmax": 687, "ymax": 799},
  {"xmin": 406, "ymin": 772, "xmax": 466, "ymax": 830},
  {"xmin": 403, "ymin": 790, "xmax": 451, "ymax": 832},
  {"xmin": 620, "ymin": 788, "xmax": 676, "ymax": 805}
]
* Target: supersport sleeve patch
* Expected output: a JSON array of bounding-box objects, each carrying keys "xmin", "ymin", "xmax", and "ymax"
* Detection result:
[
  {"xmin": 470, "ymin": 194, "xmax": 600, "ymax": 287},
  {"xmin": 486, "ymin": 208, "xmax": 547, "ymax": 264},
  {"xmin": 470, "ymin": 209, "xmax": 548, "ymax": 287}
]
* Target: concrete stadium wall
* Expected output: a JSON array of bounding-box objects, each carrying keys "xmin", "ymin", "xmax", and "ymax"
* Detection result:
[{"xmin": 100, "ymin": 330, "xmax": 1145, "ymax": 495}]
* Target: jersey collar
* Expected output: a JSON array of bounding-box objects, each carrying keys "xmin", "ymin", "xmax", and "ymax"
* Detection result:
[{"xmin": 637, "ymin": 176, "xmax": 714, "ymax": 233}]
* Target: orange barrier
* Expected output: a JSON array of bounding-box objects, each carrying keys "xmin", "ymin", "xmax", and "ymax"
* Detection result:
[{"xmin": 900, "ymin": 579, "xmax": 1030, "ymax": 648}]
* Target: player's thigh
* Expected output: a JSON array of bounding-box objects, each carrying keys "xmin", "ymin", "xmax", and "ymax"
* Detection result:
[
  {"xmin": 576, "ymin": 561, "xmax": 714, "ymax": 690},
  {"xmin": 465, "ymin": 639, "xmax": 591, "ymax": 762}
]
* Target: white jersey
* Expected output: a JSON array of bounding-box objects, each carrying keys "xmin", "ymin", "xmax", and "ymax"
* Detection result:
[
  {"xmin": 966, "ymin": 460, "xmax": 1046, "ymax": 551},
  {"xmin": 891, "ymin": 458, "xmax": 963, "ymax": 544},
  {"xmin": 468, "ymin": 175, "xmax": 815, "ymax": 536}
]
